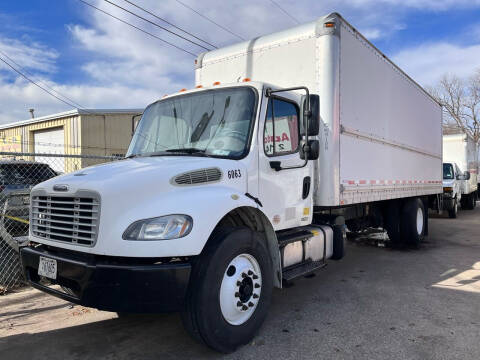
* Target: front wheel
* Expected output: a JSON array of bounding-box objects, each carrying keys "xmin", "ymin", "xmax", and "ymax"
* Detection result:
[
  {"xmin": 448, "ymin": 198, "xmax": 458, "ymax": 218},
  {"xmin": 182, "ymin": 228, "xmax": 273, "ymax": 353}
]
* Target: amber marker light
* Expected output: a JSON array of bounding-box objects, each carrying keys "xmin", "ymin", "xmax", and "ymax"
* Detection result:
[{"xmin": 213, "ymin": 81, "xmax": 221, "ymax": 85}]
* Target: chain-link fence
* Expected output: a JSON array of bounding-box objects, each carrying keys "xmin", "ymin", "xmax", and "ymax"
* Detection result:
[{"xmin": 0, "ymin": 151, "xmax": 122, "ymax": 294}]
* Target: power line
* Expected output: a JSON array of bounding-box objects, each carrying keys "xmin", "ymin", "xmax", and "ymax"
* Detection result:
[
  {"xmin": 120, "ymin": 0, "xmax": 217, "ymax": 49},
  {"xmin": 76, "ymin": 0, "xmax": 197, "ymax": 57},
  {"xmin": 0, "ymin": 55, "xmax": 83, "ymax": 111},
  {"xmin": 0, "ymin": 49, "xmax": 86, "ymax": 110},
  {"xmin": 102, "ymin": 0, "xmax": 210, "ymax": 51},
  {"xmin": 267, "ymin": 0, "xmax": 300, "ymax": 25},
  {"xmin": 174, "ymin": 0, "xmax": 245, "ymax": 41}
]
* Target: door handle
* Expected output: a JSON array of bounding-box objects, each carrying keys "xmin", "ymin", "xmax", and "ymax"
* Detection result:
[{"xmin": 302, "ymin": 176, "xmax": 311, "ymax": 199}]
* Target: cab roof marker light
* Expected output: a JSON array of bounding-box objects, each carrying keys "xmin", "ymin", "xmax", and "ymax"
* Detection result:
[
  {"xmin": 179, "ymin": 88, "xmax": 187, "ymax": 92},
  {"xmin": 324, "ymin": 22, "xmax": 335, "ymax": 28},
  {"xmin": 195, "ymin": 85, "xmax": 203, "ymax": 88},
  {"xmin": 213, "ymin": 81, "xmax": 221, "ymax": 86},
  {"xmin": 242, "ymin": 78, "xmax": 251, "ymax": 82}
]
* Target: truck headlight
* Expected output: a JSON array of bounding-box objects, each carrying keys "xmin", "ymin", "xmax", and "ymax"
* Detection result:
[{"xmin": 123, "ymin": 215, "xmax": 193, "ymax": 240}]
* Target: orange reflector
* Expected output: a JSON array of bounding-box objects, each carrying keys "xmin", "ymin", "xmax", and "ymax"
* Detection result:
[
  {"xmin": 195, "ymin": 85, "xmax": 203, "ymax": 88},
  {"xmin": 242, "ymin": 78, "xmax": 251, "ymax": 82},
  {"xmin": 324, "ymin": 22, "xmax": 335, "ymax": 28},
  {"xmin": 213, "ymin": 81, "xmax": 221, "ymax": 86},
  {"xmin": 179, "ymin": 88, "xmax": 187, "ymax": 92}
]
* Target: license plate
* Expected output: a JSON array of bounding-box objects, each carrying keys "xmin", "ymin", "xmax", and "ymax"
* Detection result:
[{"xmin": 38, "ymin": 256, "xmax": 57, "ymax": 280}]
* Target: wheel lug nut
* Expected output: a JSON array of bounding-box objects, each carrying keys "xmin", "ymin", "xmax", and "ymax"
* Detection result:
[
  {"xmin": 248, "ymin": 302, "xmax": 254, "ymax": 307},
  {"xmin": 254, "ymin": 283, "xmax": 260, "ymax": 288},
  {"xmin": 237, "ymin": 301, "xmax": 242, "ymax": 307},
  {"xmin": 252, "ymin": 274, "xmax": 258, "ymax": 280},
  {"xmin": 253, "ymin": 294, "xmax": 259, "ymax": 299},
  {"xmin": 248, "ymin": 270, "xmax": 253, "ymax": 275},
  {"xmin": 235, "ymin": 292, "xmax": 240, "ymax": 297},
  {"xmin": 242, "ymin": 305, "xmax": 248, "ymax": 311}
]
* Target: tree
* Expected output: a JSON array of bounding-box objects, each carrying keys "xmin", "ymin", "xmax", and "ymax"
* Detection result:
[{"xmin": 428, "ymin": 69, "xmax": 480, "ymax": 144}]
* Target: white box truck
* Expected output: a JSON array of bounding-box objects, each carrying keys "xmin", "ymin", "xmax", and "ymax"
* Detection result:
[
  {"xmin": 21, "ymin": 13, "xmax": 443, "ymax": 352},
  {"xmin": 442, "ymin": 133, "xmax": 478, "ymax": 217}
]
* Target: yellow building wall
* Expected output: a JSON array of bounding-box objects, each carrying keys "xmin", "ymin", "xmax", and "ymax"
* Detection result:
[
  {"xmin": 0, "ymin": 112, "xmax": 137, "ymax": 171},
  {"xmin": 80, "ymin": 113, "xmax": 135, "ymax": 168},
  {"xmin": 0, "ymin": 115, "xmax": 81, "ymax": 172}
]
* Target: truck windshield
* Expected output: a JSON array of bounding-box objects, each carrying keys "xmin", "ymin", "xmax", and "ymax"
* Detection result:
[
  {"xmin": 443, "ymin": 163, "xmax": 454, "ymax": 180},
  {"xmin": 127, "ymin": 87, "xmax": 257, "ymax": 159}
]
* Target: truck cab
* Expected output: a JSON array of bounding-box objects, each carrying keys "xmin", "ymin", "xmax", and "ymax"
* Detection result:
[
  {"xmin": 442, "ymin": 162, "xmax": 463, "ymax": 218},
  {"xmin": 21, "ymin": 81, "xmax": 331, "ymax": 352}
]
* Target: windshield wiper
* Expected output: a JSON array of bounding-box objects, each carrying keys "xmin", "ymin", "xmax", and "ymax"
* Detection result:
[{"xmin": 164, "ymin": 148, "xmax": 210, "ymax": 157}]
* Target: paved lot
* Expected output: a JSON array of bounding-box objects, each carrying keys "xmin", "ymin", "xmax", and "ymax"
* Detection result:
[{"xmin": 1, "ymin": 205, "xmax": 479, "ymax": 360}]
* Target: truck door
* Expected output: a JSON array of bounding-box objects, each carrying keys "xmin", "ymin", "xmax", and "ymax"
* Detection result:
[{"xmin": 258, "ymin": 94, "xmax": 313, "ymax": 230}]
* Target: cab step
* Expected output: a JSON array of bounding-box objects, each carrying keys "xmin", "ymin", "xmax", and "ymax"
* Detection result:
[
  {"xmin": 282, "ymin": 260, "xmax": 326, "ymax": 281},
  {"xmin": 277, "ymin": 229, "xmax": 313, "ymax": 247}
]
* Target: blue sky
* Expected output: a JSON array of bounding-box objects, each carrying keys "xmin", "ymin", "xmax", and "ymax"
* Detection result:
[{"xmin": 0, "ymin": 0, "xmax": 479, "ymax": 124}]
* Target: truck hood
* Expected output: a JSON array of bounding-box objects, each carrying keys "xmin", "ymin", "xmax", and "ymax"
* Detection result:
[
  {"xmin": 33, "ymin": 156, "xmax": 248, "ymax": 196},
  {"xmin": 30, "ymin": 156, "xmax": 252, "ymax": 257}
]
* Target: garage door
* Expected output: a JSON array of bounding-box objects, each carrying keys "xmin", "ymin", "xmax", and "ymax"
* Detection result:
[{"xmin": 34, "ymin": 127, "xmax": 65, "ymax": 173}]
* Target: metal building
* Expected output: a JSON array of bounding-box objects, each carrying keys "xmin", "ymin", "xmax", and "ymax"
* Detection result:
[{"xmin": 0, "ymin": 109, "xmax": 142, "ymax": 172}]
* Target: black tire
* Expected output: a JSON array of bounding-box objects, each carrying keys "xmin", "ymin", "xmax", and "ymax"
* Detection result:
[
  {"xmin": 468, "ymin": 193, "xmax": 476, "ymax": 210},
  {"xmin": 331, "ymin": 225, "xmax": 346, "ymax": 260},
  {"xmin": 181, "ymin": 227, "xmax": 273, "ymax": 353},
  {"xmin": 448, "ymin": 198, "xmax": 458, "ymax": 218},
  {"xmin": 384, "ymin": 200, "xmax": 403, "ymax": 245},
  {"xmin": 401, "ymin": 198, "xmax": 425, "ymax": 247}
]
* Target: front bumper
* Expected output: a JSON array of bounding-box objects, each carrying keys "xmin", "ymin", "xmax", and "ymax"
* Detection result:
[{"xmin": 20, "ymin": 245, "xmax": 191, "ymax": 313}]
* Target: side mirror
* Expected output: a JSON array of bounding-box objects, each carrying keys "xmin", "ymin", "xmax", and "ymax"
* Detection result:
[
  {"xmin": 464, "ymin": 171, "xmax": 471, "ymax": 180},
  {"xmin": 301, "ymin": 95, "xmax": 320, "ymax": 136},
  {"xmin": 300, "ymin": 140, "xmax": 320, "ymax": 160}
]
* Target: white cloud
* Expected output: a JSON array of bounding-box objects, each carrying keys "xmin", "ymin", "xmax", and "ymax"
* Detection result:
[
  {"xmin": 0, "ymin": 37, "xmax": 58, "ymax": 74},
  {"xmin": 392, "ymin": 42, "xmax": 480, "ymax": 86}
]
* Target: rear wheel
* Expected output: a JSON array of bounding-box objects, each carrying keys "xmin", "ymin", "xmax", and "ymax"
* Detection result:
[
  {"xmin": 182, "ymin": 228, "xmax": 273, "ymax": 353},
  {"xmin": 401, "ymin": 198, "xmax": 426, "ymax": 247},
  {"xmin": 468, "ymin": 193, "xmax": 476, "ymax": 210}
]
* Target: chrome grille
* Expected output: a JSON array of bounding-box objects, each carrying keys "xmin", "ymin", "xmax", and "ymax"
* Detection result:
[
  {"xmin": 173, "ymin": 168, "xmax": 222, "ymax": 185},
  {"xmin": 31, "ymin": 195, "xmax": 100, "ymax": 247}
]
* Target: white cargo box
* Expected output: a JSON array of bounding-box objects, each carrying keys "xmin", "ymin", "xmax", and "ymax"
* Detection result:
[
  {"xmin": 196, "ymin": 12, "xmax": 443, "ymax": 207},
  {"xmin": 443, "ymin": 133, "xmax": 479, "ymax": 194}
]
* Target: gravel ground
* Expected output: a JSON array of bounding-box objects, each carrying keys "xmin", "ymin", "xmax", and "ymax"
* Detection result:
[{"xmin": 1, "ymin": 204, "xmax": 479, "ymax": 360}]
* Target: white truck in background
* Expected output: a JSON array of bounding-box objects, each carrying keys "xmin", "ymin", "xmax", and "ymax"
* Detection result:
[
  {"xmin": 21, "ymin": 13, "xmax": 443, "ymax": 353},
  {"xmin": 442, "ymin": 133, "xmax": 478, "ymax": 217}
]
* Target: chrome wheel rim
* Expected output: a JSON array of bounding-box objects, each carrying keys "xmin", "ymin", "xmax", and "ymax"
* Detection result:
[
  {"xmin": 416, "ymin": 207, "xmax": 424, "ymax": 235},
  {"xmin": 219, "ymin": 253, "xmax": 262, "ymax": 326}
]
